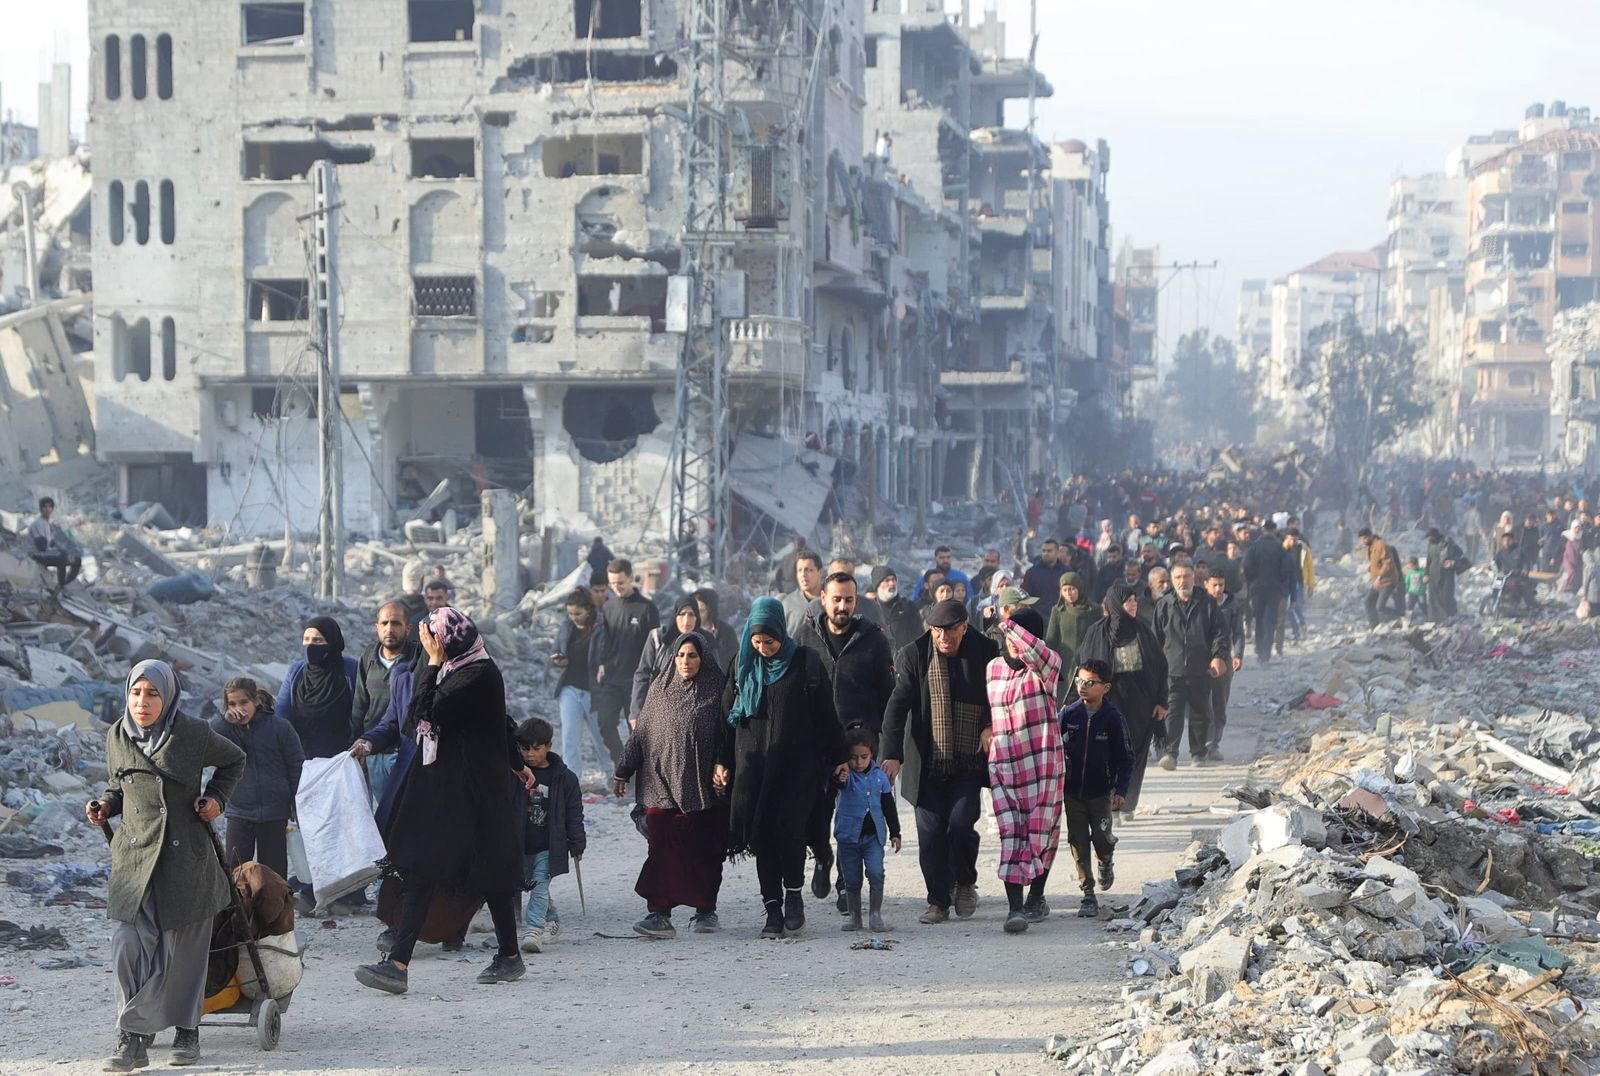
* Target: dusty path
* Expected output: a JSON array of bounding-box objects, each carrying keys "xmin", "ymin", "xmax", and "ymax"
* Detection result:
[{"xmin": 0, "ymin": 668, "xmax": 1273, "ymax": 1076}]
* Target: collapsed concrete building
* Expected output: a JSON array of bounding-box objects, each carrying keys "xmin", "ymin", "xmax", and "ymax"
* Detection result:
[{"xmin": 88, "ymin": 0, "xmax": 1119, "ymax": 543}]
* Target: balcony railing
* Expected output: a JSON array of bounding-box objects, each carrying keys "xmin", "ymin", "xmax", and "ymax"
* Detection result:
[{"xmin": 728, "ymin": 316, "xmax": 808, "ymax": 382}]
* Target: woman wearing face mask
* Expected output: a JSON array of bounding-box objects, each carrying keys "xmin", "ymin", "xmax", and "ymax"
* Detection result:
[
  {"xmin": 277, "ymin": 616, "xmax": 360, "ymax": 760},
  {"xmin": 1072, "ymin": 583, "xmax": 1168, "ymax": 818},
  {"xmin": 87, "ymin": 660, "xmax": 247, "ymax": 1071},
  {"xmin": 720, "ymin": 597, "xmax": 848, "ymax": 939}
]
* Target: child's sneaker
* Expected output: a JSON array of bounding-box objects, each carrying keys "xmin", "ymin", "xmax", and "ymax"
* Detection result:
[
  {"xmin": 1021, "ymin": 898, "xmax": 1050, "ymax": 923},
  {"xmin": 520, "ymin": 928, "xmax": 545, "ymax": 953},
  {"xmin": 1077, "ymin": 893, "xmax": 1099, "ymax": 918},
  {"xmin": 1097, "ymin": 856, "xmax": 1115, "ymax": 890},
  {"xmin": 545, "ymin": 917, "xmax": 561, "ymax": 940}
]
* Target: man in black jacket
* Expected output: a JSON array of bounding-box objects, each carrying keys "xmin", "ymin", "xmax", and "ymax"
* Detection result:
[
  {"xmin": 796, "ymin": 572, "xmax": 897, "ymax": 908},
  {"xmin": 869, "ymin": 566, "xmax": 923, "ymax": 652},
  {"xmin": 1091, "ymin": 544, "xmax": 1125, "ymax": 605},
  {"xmin": 595, "ymin": 558, "xmax": 659, "ymax": 767},
  {"xmin": 1241, "ymin": 521, "xmax": 1293, "ymax": 665},
  {"xmin": 1153, "ymin": 564, "xmax": 1230, "ymax": 769},
  {"xmin": 880, "ymin": 599, "xmax": 1000, "ymax": 925}
]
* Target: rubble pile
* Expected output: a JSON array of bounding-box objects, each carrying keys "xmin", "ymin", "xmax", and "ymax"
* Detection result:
[{"xmin": 1047, "ymin": 606, "xmax": 1600, "ymax": 1074}]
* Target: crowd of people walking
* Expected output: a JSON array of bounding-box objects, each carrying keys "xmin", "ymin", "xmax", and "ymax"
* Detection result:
[{"xmin": 78, "ymin": 459, "xmax": 1600, "ymax": 1069}]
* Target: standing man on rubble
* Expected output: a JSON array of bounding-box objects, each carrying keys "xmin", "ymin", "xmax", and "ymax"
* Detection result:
[
  {"xmin": 27, "ymin": 497, "xmax": 83, "ymax": 588},
  {"xmin": 1359, "ymin": 528, "xmax": 1403, "ymax": 628},
  {"xmin": 594, "ymin": 558, "xmax": 659, "ymax": 765},
  {"xmin": 352, "ymin": 603, "xmax": 417, "ymax": 806},
  {"xmin": 1424, "ymin": 527, "xmax": 1466, "ymax": 620},
  {"xmin": 1152, "ymin": 564, "xmax": 1230, "ymax": 769}
]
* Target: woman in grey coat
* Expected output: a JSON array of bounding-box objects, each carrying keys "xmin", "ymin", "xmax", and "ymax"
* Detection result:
[{"xmin": 86, "ymin": 660, "xmax": 246, "ymax": 1071}]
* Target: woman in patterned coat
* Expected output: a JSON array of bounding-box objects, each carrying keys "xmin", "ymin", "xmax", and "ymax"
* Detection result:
[{"xmin": 984, "ymin": 608, "xmax": 1064, "ymax": 935}]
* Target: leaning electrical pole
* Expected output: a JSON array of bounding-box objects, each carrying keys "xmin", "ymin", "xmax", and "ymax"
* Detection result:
[{"xmin": 308, "ymin": 160, "xmax": 345, "ymax": 598}]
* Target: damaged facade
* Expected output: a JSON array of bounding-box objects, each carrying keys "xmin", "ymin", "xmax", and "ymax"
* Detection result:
[{"xmin": 88, "ymin": 0, "xmax": 1116, "ymax": 541}]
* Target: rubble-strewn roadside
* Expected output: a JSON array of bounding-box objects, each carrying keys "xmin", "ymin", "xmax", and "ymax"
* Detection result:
[{"xmin": 1048, "ymin": 568, "xmax": 1600, "ymax": 1075}]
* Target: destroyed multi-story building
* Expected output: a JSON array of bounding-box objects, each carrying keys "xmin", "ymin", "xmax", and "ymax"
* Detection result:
[
  {"xmin": 1050, "ymin": 138, "xmax": 1115, "ymax": 424},
  {"xmin": 88, "ymin": 0, "xmax": 1103, "ymax": 540},
  {"xmin": 1249, "ymin": 249, "xmax": 1381, "ymax": 430},
  {"xmin": 1460, "ymin": 103, "xmax": 1600, "ymax": 466}
]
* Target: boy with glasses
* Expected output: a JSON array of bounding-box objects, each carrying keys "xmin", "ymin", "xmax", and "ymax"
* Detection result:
[{"xmin": 1058, "ymin": 658, "xmax": 1134, "ymax": 918}]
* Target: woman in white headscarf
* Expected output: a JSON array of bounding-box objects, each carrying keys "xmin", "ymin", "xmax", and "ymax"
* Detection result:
[{"xmin": 87, "ymin": 659, "xmax": 246, "ymax": 1071}]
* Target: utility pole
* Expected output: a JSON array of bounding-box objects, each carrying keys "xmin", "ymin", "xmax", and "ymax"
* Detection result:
[
  {"xmin": 307, "ymin": 160, "xmax": 344, "ymax": 598},
  {"xmin": 670, "ymin": 0, "xmax": 731, "ymax": 581}
]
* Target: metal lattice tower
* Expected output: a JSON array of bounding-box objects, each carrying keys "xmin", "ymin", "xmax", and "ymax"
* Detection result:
[{"xmin": 670, "ymin": 0, "xmax": 731, "ymax": 579}]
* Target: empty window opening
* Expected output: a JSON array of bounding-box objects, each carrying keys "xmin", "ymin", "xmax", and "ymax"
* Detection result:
[
  {"xmin": 161, "ymin": 317, "xmax": 177, "ymax": 380},
  {"xmin": 251, "ymin": 385, "xmax": 315, "ymax": 419},
  {"xmin": 409, "ymin": 0, "xmax": 475, "ymax": 42},
  {"xmin": 865, "ymin": 37, "xmax": 877, "ymax": 68},
  {"xmin": 159, "ymin": 180, "xmax": 176, "ymax": 244},
  {"xmin": 104, "ymin": 35, "xmax": 121, "ymax": 100},
  {"xmin": 1564, "ymin": 201, "xmax": 1590, "ymax": 214},
  {"xmin": 108, "ymin": 180, "xmax": 125, "ymax": 244},
  {"xmin": 414, "ymin": 276, "xmax": 476, "ymax": 317},
  {"xmin": 126, "ymin": 317, "xmax": 152, "ymax": 382},
  {"xmin": 562, "ymin": 386, "xmax": 658, "ymax": 463},
  {"xmin": 473, "ymin": 388, "xmax": 533, "ymax": 487},
  {"xmin": 242, "ymin": 3, "xmax": 306, "ymax": 46},
  {"xmin": 542, "ymin": 134, "xmax": 643, "ymax": 177},
  {"xmin": 577, "ymin": 275, "xmax": 668, "ymax": 323},
  {"xmin": 575, "ymin": 0, "xmax": 642, "ymax": 39},
  {"xmin": 1562, "ymin": 242, "xmax": 1591, "ymax": 258},
  {"xmin": 512, "ymin": 325, "xmax": 555, "ymax": 343},
  {"xmin": 411, "ymin": 138, "xmax": 475, "ymax": 178},
  {"xmin": 132, "ymin": 181, "xmax": 151, "ymax": 245},
  {"xmin": 247, "ymin": 278, "xmax": 310, "ymax": 321},
  {"xmin": 130, "ymin": 34, "xmax": 147, "ymax": 100},
  {"xmin": 507, "ymin": 52, "xmax": 676, "ymax": 84},
  {"xmin": 320, "ymin": 115, "xmax": 377, "ymax": 131},
  {"xmin": 243, "ymin": 140, "xmax": 375, "ymax": 180},
  {"xmin": 156, "ymin": 34, "xmax": 173, "ymax": 99}
]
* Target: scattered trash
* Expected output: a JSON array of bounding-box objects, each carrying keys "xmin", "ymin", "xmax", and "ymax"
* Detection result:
[
  {"xmin": 848, "ymin": 937, "xmax": 896, "ymax": 951},
  {"xmin": 0, "ymin": 836, "xmax": 65, "ymax": 859},
  {"xmin": 0, "ymin": 921, "xmax": 69, "ymax": 951}
]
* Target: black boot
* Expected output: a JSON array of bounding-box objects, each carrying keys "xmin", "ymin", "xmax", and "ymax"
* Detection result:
[
  {"xmin": 169, "ymin": 1027, "xmax": 200, "ymax": 1066},
  {"xmin": 840, "ymin": 889, "xmax": 863, "ymax": 931},
  {"xmin": 783, "ymin": 888, "xmax": 805, "ymax": 934},
  {"xmin": 760, "ymin": 899, "xmax": 784, "ymax": 939},
  {"xmin": 103, "ymin": 1030, "xmax": 149, "ymax": 1072},
  {"xmin": 810, "ymin": 847, "xmax": 834, "ymax": 900}
]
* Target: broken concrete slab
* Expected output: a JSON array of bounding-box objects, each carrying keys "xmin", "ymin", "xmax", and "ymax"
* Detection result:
[
  {"xmin": 115, "ymin": 527, "xmax": 181, "ymax": 578},
  {"xmin": 1178, "ymin": 929, "xmax": 1249, "ymax": 1004},
  {"xmin": 1220, "ymin": 804, "xmax": 1327, "ymax": 868}
]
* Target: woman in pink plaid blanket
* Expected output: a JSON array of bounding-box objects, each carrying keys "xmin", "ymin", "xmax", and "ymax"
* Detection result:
[{"xmin": 984, "ymin": 607, "xmax": 1065, "ymax": 935}]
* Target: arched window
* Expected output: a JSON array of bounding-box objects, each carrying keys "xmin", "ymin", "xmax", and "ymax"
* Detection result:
[
  {"xmin": 129, "ymin": 34, "xmax": 147, "ymax": 100},
  {"xmin": 132, "ymin": 181, "xmax": 151, "ymax": 244},
  {"xmin": 159, "ymin": 180, "xmax": 175, "ymax": 244},
  {"xmin": 156, "ymin": 34, "xmax": 173, "ymax": 100},
  {"xmin": 161, "ymin": 317, "xmax": 177, "ymax": 380},
  {"xmin": 104, "ymin": 36, "xmax": 122, "ymax": 101},
  {"xmin": 108, "ymin": 180, "xmax": 125, "ymax": 245}
]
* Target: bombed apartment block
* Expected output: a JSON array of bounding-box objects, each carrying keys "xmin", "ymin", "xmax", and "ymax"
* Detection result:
[{"xmin": 87, "ymin": 0, "xmax": 1078, "ymax": 544}]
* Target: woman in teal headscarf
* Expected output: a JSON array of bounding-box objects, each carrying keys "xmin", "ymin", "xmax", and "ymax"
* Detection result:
[{"xmin": 718, "ymin": 597, "xmax": 848, "ymax": 939}]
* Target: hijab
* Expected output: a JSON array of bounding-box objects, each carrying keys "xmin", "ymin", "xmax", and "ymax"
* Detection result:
[
  {"xmin": 638, "ymin": 631, "xmax": 726, "ymax": 729},
  {"xmin": 123, "ymin": 659, "xmax": 180, "ymax": 758},
  {"xmin": 668, "ymin": 597, "xmax": 702, "ymax": 637},
  {"xmin": 728, "ymin": 596, "xmax": 796, "ymax": 726},
  {"xmin": 1103, "ymin": 582, "xmax": 1139, "ymax": 644},
  {"xmin": 429, "ymin": 606, "xmax": 491, "ymax": 683},
  {"xmin": 293, "ymin": 615, "xmax": 351, "ymax": 720}
]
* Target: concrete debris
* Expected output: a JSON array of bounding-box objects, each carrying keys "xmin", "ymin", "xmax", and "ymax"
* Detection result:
[{"xmin": 1049, "ymin": 602, "xmax": 1600, "ymax": 1074}]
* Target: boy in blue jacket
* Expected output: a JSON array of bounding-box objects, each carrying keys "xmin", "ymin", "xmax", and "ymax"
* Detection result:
[
  {"xmin": 1059, "ymin": 658, "xmax": 1134, "ymax": 918},
  {"xmin": 834, "ymin": 728, "xmax": 901, "ymax": 933}
]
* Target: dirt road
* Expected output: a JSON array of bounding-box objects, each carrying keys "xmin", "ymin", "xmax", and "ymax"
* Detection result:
[{"xmin": 0, "ymin": 669, "xmax": 1271, "ymax": 1076}]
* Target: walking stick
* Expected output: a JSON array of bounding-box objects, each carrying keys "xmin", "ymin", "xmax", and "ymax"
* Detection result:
[{"xmin": 574, "ymin": 857, "xmax": 587, "ymax": 915}]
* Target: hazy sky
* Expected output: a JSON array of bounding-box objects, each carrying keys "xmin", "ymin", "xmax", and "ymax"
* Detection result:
[{"xmin": 6, "ymin": 0, "xmax": 1600, "ymax": 354}]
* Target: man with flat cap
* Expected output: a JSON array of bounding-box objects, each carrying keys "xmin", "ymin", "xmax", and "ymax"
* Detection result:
[{"xmin": 879, "ymin": 597, "xmax": 1001, "ymax": 924}]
